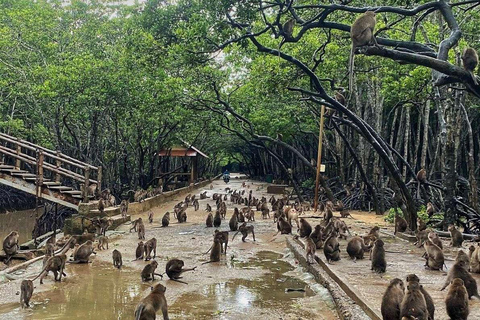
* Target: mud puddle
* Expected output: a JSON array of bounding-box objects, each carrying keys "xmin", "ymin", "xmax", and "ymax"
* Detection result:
[
  {"xmin": 169, "ymin": 251, "xmax": 337, "ymax": 319},
  {"xmin": 0, "ymin": 261, "xmax": 144, "ymax": 320}
]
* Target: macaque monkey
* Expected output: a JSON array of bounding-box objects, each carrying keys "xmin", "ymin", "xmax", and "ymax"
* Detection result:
[
  {"xmin": 381, "ymin": 278, "xmax": 405, "ymax": 320},
  {"xmin": 193, "ymin": 199, "xmax": 199, "ymax": 211},
  {"xmin": 346, "ymin": 236, "xmax": 371, "ymax": 261},
  {"xmin": 299, "ymin": 218, "xmax": 312, "ymax": 238},
  {"xmin": 277, "ymin": 217, "xmax": 292, "ymax": 234},
  {"xmin": 72, "ymin": 240, "xmax": 96, "ymax": 263},
  {"xmin": 202, "ymin": 239, "xmax": 221, "ymax": 265},
  {"xmin": 141, "ymin": 260, "xmax": 162, "ymax": 282},
  {"xmin": 135, "ymin": 241, "xmax": 145, "ymax": 260},
  {"xmin": 469, "ymin": 244, "xmax": 480, "ymax": 273},
  {"xmin": 367, "ymin": 226, "xmax": 380, "ymax": 239},
  {"xmin": 177, "ymin": 210, "xmax": 187, "ymax": 223},
  {"xmin": 261, "ymin": 208, "xmax": 270, "ymax": 219},
  {"xmin": 130, "ymin": 218, "xmax": 142, "ymax": 233},
  {"xmin": 445, "ymin": 278, "xmax": 469, "ymax": 320},
  {"xmin": 206, "ymin": 212, "xmax": 213, "ymax": 227},
  {"xmin": 213, "ymin": 211, "xmax": 221, "ymax": 228},
  {"xmin": 395, "ymin": 214, "xmax": 408, "ymax": 234},
  {"xmin": 441, "ymin": 250, "xmax": 479, "ymax": 299},
  {"xmin": 426, "ymin": 202, "xmax": 435, "ymax": 217},
  {"xmin": 20, "ymin": 279, "xmax": 34, "ymax": 308},
  {"xmin": 371, "ymin": 239, "xmax": 386, "ymax": 273},
  {"xmin": 165, "ymin": 259, "xmax": 196, "ymax": 284},
  {"xmin": 323, "ymin": 231, "xmax": 340, "ymax": 263},
  {"xmin": 406, "ymin": 274, "xmax": 435, "ymax": 320},
  {"xmin": 144, "ymin": 238, "xmax": 157, "ymax": 261},
  {"xmin": 32, "ymin": 254, "xmax": 67, "ymax": 284},
  {"xmin": 310, "ymin": 225, "xmax": 324, "ymax": 249},
  {"xmin": 335, "ymin": 91, "xmax": 346, "ymax": 106},
  {"xmin": 3, "ymin": 231, "xmax": 19, "ymax": 264},
  {"xmin": 305, "ymin": 236, "xmax": 316, "ymax": 264},
  {"xmin": 112, "ymin": 249, "xmax": 122, "ymax": 269},
  {"xmin": 400, "ymin": 282, "xmax": 429, "ymax": 320},
  {"xmin": 97, "ymin": 236, "xmax": 109, "ymax": 250},
  {"xmin": 138, "ymin": 218, "xmax": 146, "ymax": 240},
  {"xmin": 279, "ymin": 18, "xmax": 295, "ymax": 49},
  {"xmin": 462, "ymin": 47, "xmax": 479, "ymax": 85},
  {"xmin": 417, "ymin": 217, "xmax": 427, "ymax": 231},
  {"xmin": 134, "ymin": 283, "xmax": 169, "ymax": 320},
  {"xmin": 162, "ymin": 212, "xmax": 170, "ymax": 227},
  {"xmin": 448, "ymin": 224, "xmax": 463, "ymax": 247},
  {"xmin": 229, "ymin": 212, "xmax": 238, "ymax": 231},
  {"xmin": 148, "ymin": 211, "xmax": 154, "ymax": 224},
  {"xmin": 120, "ymin": 199, "xmax": 128, "ymax": 217},
  {"xmin": 349, "ymin": 11, "xmax": 377, "ymax": 91},
  {"xmin": 427, "ymin": 231, "xmax": 443, "ymax": 249},
  {"xmin": 232, "ymin": 222, "xmax": 255, "ymax": 242},
  {"xmin": 423, "ymin": 240, "xmax": 444, "ymax": 270},
  {"xmin": 206, "ymin": 203, "xmax": 212, "ymax": 212}
]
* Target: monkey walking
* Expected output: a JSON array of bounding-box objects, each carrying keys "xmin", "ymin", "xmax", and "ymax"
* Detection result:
[
  {"xmin": 20, "ymin": 279, "xmax": 34, "ymax": 308},
  {"xmin": 164, "ymin": 259, "xmax": 196, "ymax": 284},
  {"xmin": 232, "ymin": 222, "xmax": 255, "ymax": 242},
  {"xmin": 97, "ymin": 236, "xmax": 109, "ymax": 250},
  {"xmin": 305, "ymin": 236, "xmax": 316, "ymax": 264},
  {"xmin": 144, "ymin": 238, "xmax": 157, "ymax": 261},
  {"xmin": 31, "ymin": 254, "xmax": 67, "ymax": 284},
  {"xmin": 112, "ymin": 249, "xmax": 122, "ymax": 269},
  {"xmin": 134, "ymin": 283, "xmax": 169, "ymax": 320}
]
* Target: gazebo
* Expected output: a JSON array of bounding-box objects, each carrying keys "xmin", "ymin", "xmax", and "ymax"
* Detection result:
[{"xmin": 157, "ymin": 141, "xmax": 209, "ymax": 184}]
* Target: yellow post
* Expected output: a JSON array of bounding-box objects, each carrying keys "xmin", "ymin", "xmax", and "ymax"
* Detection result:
[{"xmin": 314, "ymin": 105, "xmax": 326, "ymax": 212}]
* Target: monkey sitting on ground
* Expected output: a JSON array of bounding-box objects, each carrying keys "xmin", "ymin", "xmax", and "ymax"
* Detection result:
[
  {"xmin": 213, "ymin": 230, "xmax": 229, "ymax": 254},
  {"xmin": 400, "ymin": 281, "xmax": 429, "ymax": 320},
  {"xmin": 299, "ymin": 218, "xmax": 312, "ymax": 238},
  {"xmin": 120, "ymin": 199, "xmax": 128, "ymax": 218},
  {"xmin": 381, "ymin": 278, "xmax": 405, "ymax": 320},
  {"xmin": 71, "ymin": 240, "xmax": 96, "ymax": 263},
  {"xmin": 367, "ymin": 226, "xmax": 380, "ymax": 239},
  {"xmin": 144, "ymin": 238, "xmax": 157, "ymax": 261},
  {"xmin": 135, "ymin": 241, "xmax": 145, "ymax": 261},
  {"xmin": 232, "ymin": 222, "xmax": 255, "ymax": 242},
  {"xmin": 428, "ymin": 231, "xmax": 443, "ymax": 249},
  {"xmin": 305, "ymin": 236, "xmax": 316, "ymax": 264},
  {"xmin": 141, "ymin": 260, "xmax": 162, "ymax": 282},
  {"xmin": 349, "ymin": 11, "xmax": 377, "ymax": 91},
  {"xmin": 177, "ymin": 210, "xmax": 187, "ymax": 223},
  {"xmin": 202, "ymin": 239, "xmax": 221, "ymax": 265},
  {"xmin": 98, "ymin": 198, "xmax": 105, "ymax": 215},
  {"xmin": 462, "ymin": 47, "xmax": 479, "ymax": 85},
  {"xmin": 448, "ymin": 224, "xmax": 463, "ymax": 247},
  {"xmin": 423, "ymin": 240, "xmax": 444, "ymax": 271},
  {"xmin": 112, "ymin": 249, "xmax": 122, "ymax": 269},
  {"xmin": 406, "ymin": 274, "xmax": 435, "ymax": 320},
  {"xmin": 445, "ymin": 278, "xmax": 469, "ymax": 320},
  {"xmin": 97, "ymin": 236, "xmax": 109, "ymax": 250},
  {"xmin": 20, "ymin": 279, "xmax": 34, "ymax": 308},
  {"xmin": 441, "ymin": 250, "xmax": 479, "ymax": 299},
  {"xmin": 134, "ymin": 283, "xmax": 169, "ymax": 320},
  {"xmin": 206, "ymin": 212, "xmax": 214, "ymax": 228},
  {"xmin": 346, "ymin": 236, "xmax": 371, "ymax": 262},
  {"xmin": 323, "ymin": 231, "xmax": 340, "ymax": 263},
  {"xmin": 3, "ymin": 231, "xmax": 19, "ymax": 264},
  {"xmin": 229, "ymin": 212, "xmax": 238, "ymax": 231},
  {"xmin": 193, "ymin": 199, "xmax": 199, "ymax": 211},
  {"xmin": 394, "ymin": 214, "xmax": 408, "ymax": 234},
  {"xmin": 206, "ymin": 203, "xmax": 212, "ymax": 212},
  {"xmin": 162, "ymin": 212, "xmax": 170, "ymax": 227},
  {"xmin": 277, "ymin": 217, "xmax": 292, "ymax": 234},
  {"xmin": 469, "ymin": 244, "xmax": 480, "ymax": 273},
  {"xmin": 164, "ymin": 259, "xmax": 196, "ymax": 284},
  {"xmin": 71, "ymin": 231, "xmax": 95, "ymax": 246},
  {"xmin": 371, "ymin": 239, "xmax": 386, "ymax": 273},
  {"xmin": 148, "ymin": 211, "xmax": 154, "ymax": 224},
  {"xmin": 138, "ymin": 218, "xmax": 146, "ymax": 240},
  {"xmin": 310, "ymin": 225, "xmax": 324, "ymax": 249},
  {"xmin": 32, "ymin": 254, "xmax": 67, "ymax": 284}
]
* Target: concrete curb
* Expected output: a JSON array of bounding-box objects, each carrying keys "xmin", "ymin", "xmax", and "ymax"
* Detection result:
[{"xmin": 286, "ymin": 237, "xmax": 373, "ymax": 320}]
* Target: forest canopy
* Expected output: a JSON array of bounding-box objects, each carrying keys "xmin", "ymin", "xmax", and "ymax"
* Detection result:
[{"xmin": 1, "ymin": 0, "xmax": 480, "ymax": 231}]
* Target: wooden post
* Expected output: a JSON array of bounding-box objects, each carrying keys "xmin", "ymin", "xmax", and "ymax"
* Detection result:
[
  {"xmin": 97, "ymin": 166, "xmax": 102, "ymax": 197},
  {"xmin": 15, "ymin": 138, "xmax": 21, "ymax": 169},
  {"xmin": 83, "ymin": 167, "xmax": 90, "ymax": 203},
  {"xmin": 314, "ymin": 105, "xmax": 326, "ymax": 212},
  {"xmin": 190, "ymin": 157, "xmax": 198, "ymax": 183},
  {"xmin": 55, "ymin": 151, "xmax": 61, "ymax": 183},
  {"xmin": 36, "ymin": 150, "xmax": 44, "ymax": 195}
]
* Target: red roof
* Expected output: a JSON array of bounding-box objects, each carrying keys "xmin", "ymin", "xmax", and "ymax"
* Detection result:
[{"xmin": 157, "ymin": 142, "xmax": 208, "ymax": 158}]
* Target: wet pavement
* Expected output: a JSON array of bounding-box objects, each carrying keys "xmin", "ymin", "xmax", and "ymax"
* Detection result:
[{"xmin": 0, "ymin": 175, "xmax": 339, "ymax": 319}]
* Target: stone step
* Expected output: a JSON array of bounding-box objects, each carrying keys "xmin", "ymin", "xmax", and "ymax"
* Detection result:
[
  {"xmin": 48, "ymin": 185, "xmax": 73, "ymax": 191},
  {"xmin": 64, "ymin": 213, "xmax": 130, "ymax": 235}
]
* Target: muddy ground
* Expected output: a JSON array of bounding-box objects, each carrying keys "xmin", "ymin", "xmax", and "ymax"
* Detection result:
[{"xmin": 0, "ymin": 175, "xmax": 339, "ymax": 320}]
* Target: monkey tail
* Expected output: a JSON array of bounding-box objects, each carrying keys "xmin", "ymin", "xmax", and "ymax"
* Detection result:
[
  {"xmin": 232, "ymin": 231, "xmax": 240, "ymax": 241},
  {"xmin": 203, "ymin": 245, "xmax": 213, "ymax": 255},
  {"xmin": 135, "ymin": 304, "xmax": 144, "ymax": 320},
  {"xmin": 201, "ymin": 260, "xmax": 216, "ymax": 265},
  {"xmin": 348, "ymin": 45, "xmax": 355, "ymax": 98}
]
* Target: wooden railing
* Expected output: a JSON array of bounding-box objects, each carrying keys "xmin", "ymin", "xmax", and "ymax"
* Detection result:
[{"xmin": 0, "ymin": 132, "xmax": 101, "ymax": 203}]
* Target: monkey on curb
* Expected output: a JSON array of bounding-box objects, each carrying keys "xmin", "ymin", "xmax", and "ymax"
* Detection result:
[
  {"xmin": 134, "ymin": 283, "xmax": 169, "ymax": 320},
  {"xmin": 323, "ymin": 231, "xmax": 340, "ymax": 263},
  {"xmin": 299, "ymin": 218, "xmax": 312, "ymax": 238},
  {"xmin": 162, "ymin": 212, "xmax": 170, "ymax": 227},
  {"xmin": 3, "ymin": 231, "xmax": 19, "ymax": 264},
  {"xmin": 164, "ymin": 259, "xmax": 196, "ymax": 284},
  {"xmin": 19, "ymin": 279, "xmax": 34, "ymax": 308},
  {"xmin": 371, "ymin": 239, "xmax": 386, "ymax": 273},
  {"xmin": 141, "ymin": 260, "xmax": 162, "ymax": 282},
  {"xmin": 232, "ymin": 222, "xmax": 255, "ymax": 242},
  {"xmin": 445, "ymin": 278, "xmax": 469, "ymax": 320},
  {"xmin": 277, "ymin": 216, "xmax": 292, "ymax": 234},
  {"xmin": 120, "ymin": 199, "xmax": 128, "ymax": 218},
  {"xmin": 462, "ymin": 47, "xmax": 479, "ymax": 85},
  {"xmin": 349, "ymin": 11, "xmax": 377, "ymax": 92},
  {"xmin": 381, "ymin": 278, "xmax": 405, "ymax": 320},
  {"xmin": 112, "ymin": 249, "xmax": 122, "ymax": 269}
]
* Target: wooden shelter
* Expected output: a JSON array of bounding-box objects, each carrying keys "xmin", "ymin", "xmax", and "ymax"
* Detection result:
[{"xmin": 157, "ymin": 142, "xmax": 208, "ymax": 184}]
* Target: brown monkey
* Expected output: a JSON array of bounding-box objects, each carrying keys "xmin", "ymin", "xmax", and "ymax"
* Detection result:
[
  {"xmin": 445, "ymin": 278, "xmax": 469, "ymax": 320},
  {"xmin": 193, "ymin": 199, "xmax": 199, "ymax": 211},
  {"xmin": 213, "ymin": 230, "xmax": 229, "ymax": 254},
  {"xmin": 141, "ymin": 260, "xmax": 162, "ymax": 282},
  {"xmin": 346, "ymin": 236, "xmax": 371, "ymax": 261},
  {"xmin": 349, "ymin": 11, "xmax": 377, "ymax": 91},
  {"xmin": 368, "ymin": 226, "xmax": 380, "ymax": 239},
  {"xmin": 417, "ymin": 218, "xmax": 427, "ymax": 231},
  {"xmin": 206, "ymin": 212, "xmax": 213, "ymax": 227},
  {"xmin": 400, "ymin": 281, "xmax": 429, "ymax": 320},
  {"xmin": 335, "ymin": 91, "xmax": 346, "ymax": 106},
  {"xmin": 203, "ymin": 239, "xmax": 221, "ymax": 265},
  {"xmin": 3, "ymin": 231, "xmax": 19, "ymax": 264},
  {"xmin": 417, "ymin": 168, "xmax": 427, "ymax": 184},
  {"xmin": 20, "ymin": 279, "xmax": 34, "ymax": 308},
  {"xmin": 97, "ymin": 236, "xmax": 109, "ymax": 250},
  {"xmin": 213, "ymin": 210, "xmax": 221, "ymax": 228},
  {"xmin": 144, "ymin": 238, "xmax": 157, "ymax": 261},
  {"xmin": 32, "ymin": 254, "xmax": 67, "ymax": 284},
  {"xmin": 134, "ymin": 283, "xmax": 169, "ymax": 320},
  {"xmin": 137, "ymin": 218, "xmax": 146, "ymax": 240},
  {"xmin": 323, "ymin": 231, "xmax": 341, "ymax": 263},
  {"xmin": 206, "ymin": 203, "xmax": 212, "ymax": 212},
  {"xmin": 427, "ymin": 231, "xmax": 443, "ymax": 249},
  {"xmin": 120, "ymin": 199, "xmax": 128, "ymax": 217},
  {"xmin": 395, "ymin": 214, "xmax": 408, "ymax": 234},
  {"xmin": 45, "ymin": 242, "xmax": 55, "ymax": 256},
  {"xmin": 448, "ymin": 224, "xmax": 463, "ymax": 247},
  {"xmin": 148, "ymin": 211, "xmax": 154, "ymax": 224},
  {"xmin": 98, "ymin": 198, "xmax": 105, "ymax": 214},
  {"xmin": 261, "ymin": 208, "xmax": 270, "ymax": 219},
  {"xmin": 324, "ymin": 207, "xmax": 333, "ymax": 223},
  {"xmin": 162, "ymin": 212, "xmax": 170, "ymax": 227},
  {"xmin": 135, "ymin": 241, "xmax": 145, "ymax": 260},
  {"xmin": 305, "ymin": 236, "xmax": 316, "ymax": 264},
  {"xmin": 279, "ymin": 18, "xmax": 295, "ymax": 50},
  {"xmin": 381, "ymin": 278, "xmax": 405, "ymax": 320},
  {"xmin": 423, "ymin": 240, "xmax": 444, "ymax": 270},
  {"xmin": 462, "ymin": 47, "xmax": 479, "ymax": 85},
  {"xmin": 299, "ymin": 218, "xmax": 312, "ymax": 238},
  {"xmin": 112, "ymin": 249, "xmax": 122, "ymax": 269},
  {"xmin": 441, "ymin": 250, "xmax": 479, "ymax": 299},
  {"xmin": 469, "ymin": 244, "xmax": 480, "ymax": 273},
  {"xmin": 229, "ymin": 212, "xmax": 238, "ymax": 231},
  {"xmin": 130, "ymin": 218, "xmax": 142, "ymax": 233},
  {"xmin": 72, "ymin": 240, "xmax": 96, "ymax": 263},
  {"xmin": 232, "ymin": 222, "xmax": 255, "ymax": 242},
  {"xmin": 426, "ymin": 202, "xmax": 435, "ymax": 217},
  {"xmin": 371, "ymin": 239, "xmax": 386, "ymax": 273},
  {"xmin": 165, "ymin": 259, "xmax": 196, "ymax": 284},
  {"xmin": 406, "ymin": 274, "xmax": 435, "ymax": 320},
  {"xmin": 277, "ymin": 217, "xmax": 292, "ymax": 234},
  {"xmin": 310, "ymin": 225, "xmax": 324, "ymax": 249},
  {"xmin": 177, "ymin": 210, "xmax": 187, "ymax": 223},
  {"xmin": 415, "ymin": 229, "xmax": 428, "ymax": 248}
]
